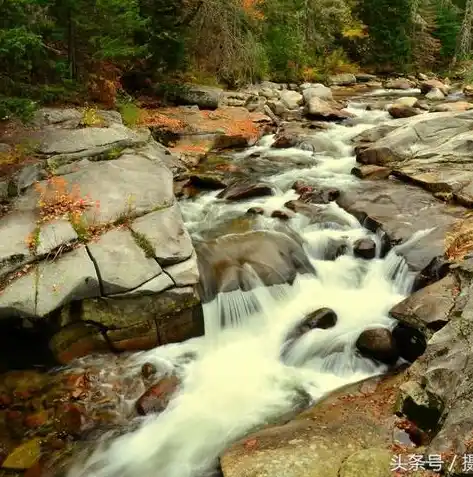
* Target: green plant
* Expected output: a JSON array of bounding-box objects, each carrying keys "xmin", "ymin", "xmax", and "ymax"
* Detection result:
[
  {"xmin": 131, "ymin": 230, "xmax": 155, "ymax": 258},
  {"xmin": 118, "ymin": 101, "xmax": 141, "ymax": 127},
  {"xmin": 0, "ymin": 97, "xmax": 37, "ymax": 122}
]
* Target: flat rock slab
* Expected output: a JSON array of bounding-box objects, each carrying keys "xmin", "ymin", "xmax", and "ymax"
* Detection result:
[
  {"xmin": 17, "ymin": 154, "xmax": 174, "ymax": 225},
  {"xmin": 164, "ymin": 253, "xmax": 199, "ymax": 287},
  {"xmin": 38, "ymin": 124, "xmax": 144, "ymax": 155},
  {"xmin": 0, "ymin": 246, "xmax": 100, "ymax": 318},
  {"xmin": 131, "ymin": 203, "xmax": 193, "ymax": 266},
  {"xmin": 0, "ymin": 212, "xmax": 36, "ymax": 279},
  {"xmin": 87, "ymin": 228, "xmax": 162, "ymax": 295},
  {"xmin": 337, "ymin": 178, "xmax": 469, "ymax": 271},
  {"xmin": 37, "ymin": 219, "xmax": 78, "ymax": 256}
]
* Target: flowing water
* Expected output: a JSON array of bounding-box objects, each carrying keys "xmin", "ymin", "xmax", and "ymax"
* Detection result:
[{"xmin": 64, "ymin": 94, "xmax": 427, "ymax": 477}]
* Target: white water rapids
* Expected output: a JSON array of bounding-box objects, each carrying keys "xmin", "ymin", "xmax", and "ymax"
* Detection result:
[{"xmin": 65, "ymin": 96, "xmax": 426, "ymax": 477}]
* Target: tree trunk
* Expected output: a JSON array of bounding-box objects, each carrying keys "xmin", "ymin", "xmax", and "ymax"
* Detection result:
[{"xmin": 455, "ymin": 0, "xmax": 473, "ymax": 63}]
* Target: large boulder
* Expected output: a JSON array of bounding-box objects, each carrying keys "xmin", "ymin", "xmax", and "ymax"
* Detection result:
[
  {"xmin": 305, "ymin": 98, "xmax": 353, "ymax": 121},
  {"xmin": 195, "ymin": 230, "xmax": 316, "ymax": 302},
  {"xmin": 302, "ymin": 85, "xmax": 333, "ymax": 102},
  {"xmin": 355, "ymin": 109, "xmax": 473, "ymax": 206},
  {"xmin": 173, "ymin": 85, "xmax": 223, "ymax": 110},
  {"xmin": 328, "ymin": 74, "xmax": 357, "ymax": 86},
  {"xmin": 0, "ymin": 111, "xmax": 202, "ymax": 364},
  {"xmin": 279, "ymin": 90, "xmax": 303, "ymax": 110}
]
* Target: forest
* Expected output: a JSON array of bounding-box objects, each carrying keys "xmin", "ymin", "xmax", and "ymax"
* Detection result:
[{"xmin": 1, "ymin": 0, "xmax": 473, "ymax": 120}]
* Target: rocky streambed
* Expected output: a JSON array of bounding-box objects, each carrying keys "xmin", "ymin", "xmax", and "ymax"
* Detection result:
[{"xmin": 1, "ymin": 76, "xmax": 473, "ymax": 476}]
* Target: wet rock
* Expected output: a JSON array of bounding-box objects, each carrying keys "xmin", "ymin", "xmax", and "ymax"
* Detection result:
[
  {"xmin": 391, "ymin": 323, "xmax": 427, "ymax": 363},
  {"xmin": 336, "ymin": 179, "xmax": 468, "ymax": 272},
  {"xmin": 272, "ymin": 134, "xmax": 297, "ymax": 149},
  {"xmin": 356, "ymin": 328, "xmax": 399, "ymax": 364},
  {"xmin": 135, "ymin": 375, "xmax": 180, "ymax": 416},
  {"xmin": 412, "ymin": 256, "xmax": 450, "ymax": 292},
  {"xmin": 305, "ymin": 98, "xmax": 352, "ymax": 121},
  {"xmin": 217, "ymin": 180, "xmax": 274, "ymax": 201},
  {"xmin": 292, "ymin": 180, "xmax": 309, "ymax": 193},
  {"xmin": 321, "ymin": 238, "xmax": 348, "ymax": 261},
  {"xmin": 390, "ymin": 274, "xmax": 458, "ymax": 333},
  {"xmin": 271, "ymin": 210, "xmax": 291, "ymax": 220},
  {"xmin": 285, "ymin": 200, "xmax": 352, "ymax": 229},
  {"xmin": 299, "ymin": 187, "xmax": 340, "ymax": 204},
  {"xmin": 55, "ymin": 403, "xmax": 84, "ymax": 436},
  {"xmin": 287, "ymin": 308, "xmax": 338, "ymax": 342},
  {"xmin": 351, "ymin": 165, "xmax": 391, "ymax": 180},
  {"xmin": 221, "ymin": 372, "xmax": 407, "ymax": 477},
  {"xmin": 387, "ymin": 105, "xmax": 420, "ymax": 119},
  {"xmin": 141, "ymin": 363, "xmax": 157, "ymax": 380},
  {"xmin": 355, "ymin": 73, "xmax": 378, "ymax": 83},
  {"xmin": 353, "ymin": 238, "xmax": 376, "ymax": 260},
  {"xmin": 2, "ymin": 438, "xmax": 41, "ymax": 470},
  {"xmin": 395, "ymin": 97, "xmax": 419, "ymax": 108},
  {"xmin": 384, "ymin": 78, "xmax": 416, "ymax": 90},
  {"xmin": 196, "ymin": 231, "xmax": 315, "ymax": 302},
  {"xmin": 188, "ymin": 174, "xmax": 228, "ymax": 190},
  {"xmin": 246, "ymin": 207, "xmax": 264, "ymax": 215}
]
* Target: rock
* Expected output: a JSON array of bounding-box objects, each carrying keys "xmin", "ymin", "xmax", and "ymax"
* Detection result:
[
  {"xmin": 305, "ymin": 98, "xmax": 352, "ymax": 121},
  {"xmin": 55, "ymin": 403, "xmax": 84, "ymax": 435},
  {"xmin": 0, "ymin": 245, "xmax": 101, "ymax": 319},
  {"xmin": 336, "ymin": 179, "xmax": 468, "ymax": 272},
  {"xmin": 267, "ymin": 100, "xmax": 302, "ymax": 121},
  {"xmin": 339, "ymin": 449, "xmax": 393, "ymax": 477},
  {"xmin": 390, "ymin": 274, "xmax": 458, "ymax": 333},
  {"xmin": 272, "ymin": 134, "xmax": 298, "ymax": 149},
  {"xmin": 287, "ymin": 308, "xmax": 338, "ymax": 342},
  {"xmin": 196, "ymin": 231, "xmax": 315, "ymax": 302},
  {"xmin": 280, "ymin": 90, "xmax": 303, "ymax": 110},
  {"xmin": 431, "ymin": 101, "xmax": 473, "ymax": 112},
  {"xmin": 0, "ymin": 211, "xmax": 37, "ymax": 280},
  {"xmin": 135, "ymin": 375, "xmax": 180, "ymax": 415},
  {"xmin": 463, "ymin": 84, "xmax": 473, "ymax": 97},
  {"xmin": 221, "ymin": 372, "xmax": 407, "ymax": 477},
  {"xmin": 38, "ymin": 124, "xmax": 146, "ymax": 159},
  {"xmin": 356, "ymin": 328, "xmax": 399, "ymax": 364},
  {"xmin": 87, "ymin": 228, "xmax": 163, "ymax": 295},
  {"xmin": 302, "ymin": 85, "xmax": 333, "ymax": 102},
  {"xmin": 396, "ymin": 97, "xmax": 419, "ymax": 108},
  {"xmin": 2, "ymin": 438, "xmax": 41, "ymax": 470},
  {"xmin": 412, "ymin": 256, "xmax": 450, "ymax": 292},
  {"xmin": 396, "ymin": 380, "xmax": 444, "ymax": 431},
  {"xmin": 141, "ymin": 362, "xmax": 157, "ymax": 380},
  {"xmin": 217, "ymin": 180, "xmax": 274, "ymax": 201},
  {"xmin": 299, "ymin": 187, "xmax": 340, "ymax": 204},
  {"xmin": 9, "ymin": 163, "xmax": 48, "ymax": 196},
  {"xmin": 130, "ymin": 203, "xmax": 193, "ymax": 266},
  {"xmin": 246, "ymin": 207, "xmax": 264, "ymax": 215},
  {"xmin": 32, "ymin": 108, "xmax": 83, "ymax": 129},
  {"xmin": 391, "ymin": 323, "xmax": 427, "ymax": 363},
  {"xmin": 353, "ymin": 238, "xmax": 376, "ymax": 259},
  {"xmin": 320, "ymin": 238, "xmax": 348, "ymax": 261},
  {"xmin": 351, "ymin": 165, "xmax": 391, "ymax": 180},
  {"xmin": 36, "ymin": 219, "xmax": 78, "ymax": 257},
  {"xmin": 18, "ymin": 154, "xmax": 175, "ymax": 225},
  {"xmin": 384, "ymin": 78, "xmax": 416, "ymax": 90},
  {"xmin": 164, "ymin": 253, "xmax": 199, "ymax": 287},
  {"xmin": 285, "ymin": 200, "xmax": 353, "ymax": 229},
  {"xmin": 271, "ymin": 210, "xmax": 291, "ymax": 220},
  {"xmin": 328, "ymin": 74, "xmax": 357, "ymax": 86},
  {"xmin": 355, "ymin": 73, "xmax": 378, "ymax": 83},
  {"xmin": 355, "ymin": 110, "xmax": 473, "ymax": 207},
  {"xmin": 136, "ymin": 141, "xmax": 187, "ymax": 178},
  {"xmin": 425, "ymin": 88, "xmax": 445, "ymax": 100},
  {"xmin": 387, "ymin": 105, "xmax": 420, "ymax": 119},
  {"xmin": 187, "ymin": 173, "xmax": 227, "ymax": 190},
  {"xmin": 174, "ymin": 85, "xmax": 223, "ymax": 110},
  {"xmin": 420, "ymin": 79, "xmax": 449, "ymax": 96}
]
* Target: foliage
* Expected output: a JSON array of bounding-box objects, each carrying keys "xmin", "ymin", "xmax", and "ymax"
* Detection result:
[
  {"xmin": 0, "ymin": 97, "xmax": 36, "ymax": 122},
  {"xmin": 118, "ymin": 101, "xmax": 142, "ymax": 127}
]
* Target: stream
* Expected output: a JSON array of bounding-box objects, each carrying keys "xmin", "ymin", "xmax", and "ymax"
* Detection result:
[{"xmin": 64, "ymin": 91, "xmax": 427, "ymax": 477}]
